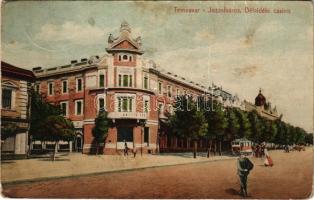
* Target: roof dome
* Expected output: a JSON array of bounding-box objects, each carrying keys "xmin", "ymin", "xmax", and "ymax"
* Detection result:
[{"xmin": 255, "ymin": 89, "xmax": 266, "ymax": 106}]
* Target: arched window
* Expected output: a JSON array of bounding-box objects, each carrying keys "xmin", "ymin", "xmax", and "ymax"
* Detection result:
[
  {"xmin": 98, "ymin": 98, "xmax": 105, "ymax": 111},
  {"xmin": 123, "ymin": 55, "xmax": 128, "ymax": 60}
]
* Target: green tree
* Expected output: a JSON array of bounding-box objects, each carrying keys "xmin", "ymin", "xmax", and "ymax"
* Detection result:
[
  {"xmin": 305, "ymin": 133, "xmax": 313, "ymax": 145},
  {"xmin": 42, "ymin": 115, "xmax": 75, "ymax": 161},
  {"xmin": 248, "ymin": 111, "xmax": 263, "ymax": 143},
  {"xmin": 29, "ymin": 90, "xmax": 75, "ymax": 160},
  {"xmin": 283, "ymin": 123, "xmax": 291, "ymax": 145},
  {"xmin": 204, "ymin": 100, "xmax": 227, "ymax": 156},
  {"xmin": 235, "ymin": 109, "xmax": 251, "ymax": 139},
  {"xmin": 92, "ymin": 110, "xmax": 110, "ymax": 155},
  {"xmin": 294, "ymin": 127, "xmax": 306, "ymax": 144},
  {"xmin": 289, "ymin": 125, "xmax": 297, "ymax": 145},
  {"xmin": 170, "ymin": 96, "xmax": 208, "ymax": 158},
  {"xmin": 274, "ymin": 120, "xmax": 285, "ymax": 145},
  {"xmin": 262, "ymin": 119, "xmax": 277, "ymax": 143},
  {"xmin": 29, "ymin": 90, "xmax": 61, "ymax": 141},
  {"xmin": 225, "ymin": 107, "xmax": 240, "ymax": 142}
]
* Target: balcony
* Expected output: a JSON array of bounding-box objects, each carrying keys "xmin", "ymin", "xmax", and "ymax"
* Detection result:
[{"xmin": 108, "ymin": 112, "xmax": 147, "ymax": 120}]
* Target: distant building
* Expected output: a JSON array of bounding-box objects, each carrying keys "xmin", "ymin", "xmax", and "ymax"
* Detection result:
[
  {"xmin": 1, "ymin": 62, "xmax": 34, "ymax": 157},
  {"xmin": 244, "ymin": 89, "xmax": 280, "ymax": 120}
]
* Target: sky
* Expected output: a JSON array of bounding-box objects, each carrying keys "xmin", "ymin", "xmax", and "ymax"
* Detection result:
[{"xmin": 1, "ymin": 1, "xmax": 313, "ymax": 132}]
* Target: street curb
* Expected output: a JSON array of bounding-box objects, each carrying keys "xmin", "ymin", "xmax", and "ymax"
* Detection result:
[{"xmin": 2, "ymin": 156, "xmax": 237, "ymax": 187}]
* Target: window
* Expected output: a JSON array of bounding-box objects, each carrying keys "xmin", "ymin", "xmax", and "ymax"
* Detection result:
[
  {"xmin": 2, "ymin": 89, "xmax": 12, "ymax": 109},
  {"xmin": 158, "ymin": 103, "xmax": 164, "ymax": 112},
  {"xmin": 48, "ymin": 82, "xmax": 54, "ymax": 95},
  {"xmin": 143, "ymin": 76, "xmax": 148, "ymax": 89},
  {"xmin": 76, "ymin": 78, "xmax": 83, "ymax": 92},
  {"xmin": 75, "ymin": 100, "xmax": 83, "ymax": 116},
  {"xmin": 167, "ymin": 85, "xmax": 172, "ymax": 97},
  {"xmin": 60, "ymin": 101, "xmax": 68, "ymax": 116},
  {"xmin": 118, "ymin": 74, "xmax": 132, "ymax": 87},
  {"xmin": 129, "ymin": 56, "xmax": 132, "ymax": 62},
  {"xmin": 119, "ymin": 55, "xmax": 121, "ymax": 61},
  {"xmin": 99, "ymin": 98, "xmax": 105, "ymax": 111},
  {"xmin": 176, "ymin": 88, "xmax": 180, "ymax": 97},
  {"xmin": 122, "ymin": 98, "xmax": 128, "ymax": 111},
  {"xmin": 123, "ymin": 55, "xmax": 128, "ymax": 60},
  {"xmin": 158, "ymin": 82, "xmax": 162, "ymax": 95},
  {"xmin": 144, "ymin": 100, "xmax": 149, "ymax": 113},
  {"xmin": 62, "ymin": 80, "xmax": 68, "ymax": 94},
  {"xmin": 99, "ymin": 74, "xmax": 105, "ymax": 87},
  {"xmin": 117, "ymin": 97, "xmax": 133, "ymax": 112},
  {"xmin": 123, "ymin": 75, "xmax": 128, "ymax": 86},
  {"xmin": 35, "ymin": 84, "xmax": 40, "ymax": 92}
]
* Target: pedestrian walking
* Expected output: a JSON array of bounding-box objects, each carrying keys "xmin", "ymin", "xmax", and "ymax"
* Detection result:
[
  {"xmin": 264, "ymin": 148, "xmax": 274, "ymax": 167},
  {"xmin": 124, "ymin": 140, "xmax": 128, "ymax": 156},
  {"xmin": 284, "ymin": 145, "xmax": 289, "ymax": 153},
  {"xmin": 237, "ymin": 154, "xmax": 254, "ymax": 197}
]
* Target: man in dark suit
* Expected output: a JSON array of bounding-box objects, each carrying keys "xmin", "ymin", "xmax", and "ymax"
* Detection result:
[{"xmin": 237, "ymin": 154, "xmax": 254, "ymax": 197}]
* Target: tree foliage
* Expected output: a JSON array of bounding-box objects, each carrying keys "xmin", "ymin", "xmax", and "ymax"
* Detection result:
[
  {"xmin": 170, "ymin": 96, "xmax": 208, "ymax": 140},
  {"xmin": 170, "ymin": 96, "xmax": 208, "ymax": 157},
  {"xmin": 42, "ymin": 115, "xmax": 75, "ymax": 141},
  {"xmin": 29, "ymin": 90, "xmax": 62, "ymax": 141},
  {"xmin": 167, "ymin": 95, "xmax": 312, "ymax": 156},
  {"xmin": 29, "ymin": 90, "xmax": 75, "ymax": 160},
  {"xmin": 92, "ymin": 110, "xmax": 110, "ymax": 154}
]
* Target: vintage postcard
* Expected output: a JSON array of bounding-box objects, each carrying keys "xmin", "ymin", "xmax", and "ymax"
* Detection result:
[{"xmin": 1, "ymin": 1, "xmax": 313, "ymax": 199}]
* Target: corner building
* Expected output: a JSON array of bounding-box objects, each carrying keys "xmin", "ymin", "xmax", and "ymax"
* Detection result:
[
  {"xmin": 33, "ymin": 21, "xmax": 208, "ymax": 154},
  {"xmin": 1, "ymin": 62, "xmax": 34, "ymax": 157}
]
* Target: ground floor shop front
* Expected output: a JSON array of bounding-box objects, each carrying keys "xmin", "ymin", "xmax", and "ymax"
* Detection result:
[{"xmin": 83, "ymin": 119, "xmax": 158, "ymax": 155}]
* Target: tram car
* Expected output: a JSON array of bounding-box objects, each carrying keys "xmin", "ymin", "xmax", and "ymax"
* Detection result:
[{"xmin": 231, "ymin": 138, "xmax": 253, "ymax": 156}]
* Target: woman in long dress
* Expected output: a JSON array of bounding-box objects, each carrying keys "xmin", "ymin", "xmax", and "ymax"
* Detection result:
[{"xmin": 264, "ymin": 148, "xmax": 274, "ymax": 167}]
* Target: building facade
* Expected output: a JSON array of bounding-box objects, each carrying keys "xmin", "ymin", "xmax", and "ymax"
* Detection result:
[
  {"xmin": 31, "ymin": 22, "xmax": 280, "ymax": 154},
  {"xmin": 32, "ymin": 22, "xmax": 213, "ymax": 154},
  {"xmin": 244, "ymin": 89, "xmax": 280, "ymax": 121},
  {"xmin": 1, "ymin": 62, "xmax": 34, "ymax": 157}
]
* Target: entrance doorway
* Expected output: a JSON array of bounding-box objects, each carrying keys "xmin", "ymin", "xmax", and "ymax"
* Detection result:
[
  {"xmin": 75, "ymin": 134, "xmax": 83, "ymax": 152},
  {"xmin": 117, "ymin": 127, "xmax": 133, "ymax": 142}
]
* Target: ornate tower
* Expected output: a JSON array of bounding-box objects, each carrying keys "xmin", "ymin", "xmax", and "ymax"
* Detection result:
[{"xmin": 106, "ymin": 21, "xmax": 143, "ymax": 67}]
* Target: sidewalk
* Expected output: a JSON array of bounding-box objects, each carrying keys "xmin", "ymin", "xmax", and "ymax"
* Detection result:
[{"xmin": 1, "ymin": 152, "xmax": 236, "ymax": 184}]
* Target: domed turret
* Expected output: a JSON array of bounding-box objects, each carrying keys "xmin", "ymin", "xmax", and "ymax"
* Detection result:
[{"xmin": 255, "ymin": 89, "xmax": 266, "ymax": 106}]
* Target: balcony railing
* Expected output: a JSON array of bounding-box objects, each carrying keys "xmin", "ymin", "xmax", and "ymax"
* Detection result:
[{"xmin": 108, "ymin": 112, "xmax": 147, "ymax": 120}]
